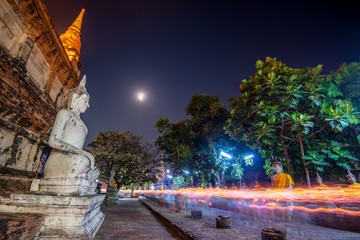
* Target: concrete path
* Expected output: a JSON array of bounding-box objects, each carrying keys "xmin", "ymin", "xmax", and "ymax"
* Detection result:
[
  {"xmin": 140, "ymin": 197, "xmax": 360, "ymax": 240},
  {"xmin": 95, "ymin": 198, "xmax": 180, "ymax": 240}
]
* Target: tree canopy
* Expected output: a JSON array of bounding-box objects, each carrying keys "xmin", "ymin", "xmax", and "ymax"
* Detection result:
[
  {"xmin": 225, "ymin": 57, "xmax": 359, "ymax": 188},
  {"xmin": 155, "ymin": 94, "xmax": 253, "ymax": 186},
  {"xmin": 88, "ymin": 130, "xmax": 163, "ymax": 188}
]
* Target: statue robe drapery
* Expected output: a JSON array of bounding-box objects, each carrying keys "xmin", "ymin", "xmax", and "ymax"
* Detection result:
[{"xmin": 274, "ymin": 173, "xmax": 294, "ymax": 189}]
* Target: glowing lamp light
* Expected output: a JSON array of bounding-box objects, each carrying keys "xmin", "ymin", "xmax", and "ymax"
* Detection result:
[
  {"xmin": 220, "ymin": 151, "xmax": 232, "ymax": 159},
  {"xmin": 244, "ymin": 155, "xmax": 254, "ymax": 160},
  {"xmin": 167, "ymin": 175, "xmax": 173, "ymax": 179},
  {"xmin": 183, "ymin": 170, "xmax": 189, "ymax": 174}
]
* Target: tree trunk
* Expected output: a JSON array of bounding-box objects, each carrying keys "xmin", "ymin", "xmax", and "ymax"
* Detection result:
[
  {"xmin": 131, "ymin": 185, "xmax": 134, "ymax": 196},
  {"xmin": 301, "ymin": 168, "xmax": 304, "ymax": 183},
  {"xmin": 291, "ymin": 157, "xmax": 296, "ymax": 180},
  {"xmin": 279, "ymin": 135, "xmax": 293, "ymax": 178},
  {"xmin": 215, "ymin": 174, "xmax": 220, "ymax": 187},
  {"xmin": 220, "ymin": 170, "xmax": 226, "ymax": 186},
  {"xmin": 299, "ymin": 134, "xmax": 311, "ymax": 189}
]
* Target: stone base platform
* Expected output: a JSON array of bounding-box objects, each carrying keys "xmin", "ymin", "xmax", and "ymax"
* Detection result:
[
  {"xmin": 38, "ymin": 177, "xmax": 98, "ymax": 196},
  {"xmin": 105, "ymin": 187, "xmax": 118, "ymax": 206},
  {"xmin": 0, "ymin": 193, "xmax": 105, "ymax": 239}
]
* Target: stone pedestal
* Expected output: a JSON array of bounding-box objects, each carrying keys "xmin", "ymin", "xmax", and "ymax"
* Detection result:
[
  {"xmin": 0, "ymin": 193, "xmax": 105, "ymax": 239},
  {"xmin": 191, "ymin": 210, "xmax": 202, "ymax": 219},
  {"xmin": 38, "ymin": 177, "xmax": 97, "ymax": 196},
  {"xmin": 105, "ymin": 186, "xmax": 118, "ymax": 206},
  {"xmin": 261, "ymin": 228, "xmax": 286, "ymax": 240},
  {"xmin": 175, "ymin": 194, "xmax": 186, "ymax": 213},
  {"xmin": 216, "ymin": 215, "xmax": 232, "ymax": 229}
]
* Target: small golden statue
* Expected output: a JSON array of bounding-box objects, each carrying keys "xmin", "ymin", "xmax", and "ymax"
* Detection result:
[{"xmin": 272, "ymin": 157, "xmax": 294, "ymax": 189}]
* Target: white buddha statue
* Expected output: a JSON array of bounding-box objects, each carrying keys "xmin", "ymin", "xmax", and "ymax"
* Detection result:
[
  {"xmin": 105, "ymin": 168, "xmax": 118, "ymax": 205},
  {"xmin": 108, "ymin": 168, "xmax": 116, "ymax": 188},
  {"xmin": 41, "ymin": 76, "xmax": 99, "ymax": 195}
]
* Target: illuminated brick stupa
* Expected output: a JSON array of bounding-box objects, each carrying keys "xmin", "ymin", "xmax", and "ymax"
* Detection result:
[{"xmin": 60, "ymin": 9, "xmax": 85, "ymax": 64}]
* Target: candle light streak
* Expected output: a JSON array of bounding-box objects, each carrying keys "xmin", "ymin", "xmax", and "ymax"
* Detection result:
[{"xmin": 135, "ymin": 187, "xmax": 360, "ymax": 217}]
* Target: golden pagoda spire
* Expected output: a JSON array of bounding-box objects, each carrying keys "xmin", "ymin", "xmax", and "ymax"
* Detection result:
[{"xmin": 60, "ymin": 9, "xmax": 85, "ymax": 64}]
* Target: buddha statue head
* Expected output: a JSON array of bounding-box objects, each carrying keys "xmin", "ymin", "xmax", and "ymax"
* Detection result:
[
  {"xmin": 67, "ymin": 75, "xmax": 90, "ymax": 114},
  {"xmin": 346, "ymin": 169, "xmax": 357, "ymax": 184},
  {"xmin": 272, "ymin": 157, "xmax": 283, "ymax": 174},
  {"xmin": 316, "ymin": 172, "xmax": 323, "ymax": 185}
]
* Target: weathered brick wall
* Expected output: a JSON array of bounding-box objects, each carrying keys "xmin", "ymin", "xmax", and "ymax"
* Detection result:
[
  {"xmin": 0, "ymin": 0, "xmax": 88, "ymax": 200},
  {"xmin": 0, "ymin": 45, "xmax": 56, "ymax": 140},
  {"xmin": 0, "ymin": 175, "xmax": 33, "ymax": 197},
  {"xmin": 0, "ymin": 0, "xmax": 82, "ymax": 179},
  {"xmin": 0, "ymin": 212, "xmax": 44, "ymax": 240},
  {"xmin": 17, "ymin": 0, "xmax": 81, "ymax": 97},
  {"xmin": 0, "ymin": 44, "xmax": 54, "ymax": 176}
]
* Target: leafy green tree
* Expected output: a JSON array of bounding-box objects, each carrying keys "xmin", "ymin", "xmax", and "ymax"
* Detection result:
[
  {"xmin": 323, "ymin": 62, "xmax": 360, "ymax": 166},
  {"xmin": 172, "ymin": 175, "xmax": 192, "ymax": 188},
  {"xmin": 226, "ymin": 57, "xmax": 359, "ymax": 188},
  {"xmin": 155, "ymin": 94, "xmax": 252, "ymax": 186},
  {"xmin": 88, "ymin": 130, "xmax": 162, "ymax": 188},
  {"xmin": 226, "ymin": 58, "xmax": 315, "ymax": 183}
]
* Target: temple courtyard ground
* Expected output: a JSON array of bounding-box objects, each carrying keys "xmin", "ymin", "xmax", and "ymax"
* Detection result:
[
  {"xmin": 95, "ymin": 199, "xmax": 180, "ymax": 240},
  {"xmin": 95, "ymin": 197, "xmax": 360, "ymax": 240}
]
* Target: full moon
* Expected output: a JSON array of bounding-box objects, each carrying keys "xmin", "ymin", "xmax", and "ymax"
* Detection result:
[{"xmin": 137, "ymin": 93, "xmax": 145, "ymax": 102}]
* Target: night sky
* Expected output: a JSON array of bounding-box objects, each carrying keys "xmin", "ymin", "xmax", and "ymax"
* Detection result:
[{"xmin": 45, "ymin": 0, "xmax": 360, "ymax": 146}]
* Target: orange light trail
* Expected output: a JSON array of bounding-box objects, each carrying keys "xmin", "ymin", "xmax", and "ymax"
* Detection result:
[
  {"xmin": 136, "ymin": 187, "xmax": 360, "ymax": 202},
  {"xmin": 135, "ymin": 187, "xmax": 360, "ymax": 217},
  {"xmin": 248, "ymin": 205, "xmax": 360, "ymax": 216}
]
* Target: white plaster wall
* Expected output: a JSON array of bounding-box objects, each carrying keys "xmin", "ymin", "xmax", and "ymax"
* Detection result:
[
  {"xmin": 0, "ymin": 0, "xmax": 26, "ymax": 54},
  {"xmin": 0, "ymin": 126, "xmax": 15, "ymax": 167},
  {"xmin": 0, "ymin": 0, "xmax": 50, "ymax": 94},
  {"xmin": 0, "ymin": 126, "xmax": 42, "ymax": 172},
  {"xmin": 26, "ymin": 45, "xmax": 50, "ymax": 92},
  {"xmin": 50, "ymin": 76, "xmax": 68, "ymax": 108}
]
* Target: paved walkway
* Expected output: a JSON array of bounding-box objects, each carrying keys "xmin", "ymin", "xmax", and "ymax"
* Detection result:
[
  {"xmin": 141, "ymin": 198, "xmax": 360, "ymax": 240},
  {"xmin": 95, "ymin": 198, "xmax": 180, "ymax": 240}
]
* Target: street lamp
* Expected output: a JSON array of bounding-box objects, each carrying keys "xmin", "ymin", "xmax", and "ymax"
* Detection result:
[
  {"xmin": 220, "ymin": 151, "xmax": 254, "ymax": 189},
  {"xmin": 219, "ymin": 151, "xmax": 232, "ymax": 188},
  {"xmin": 220, "ymin": 151, "xmax": 232, "ymax": 159},
  {"xmin": 166, "ymin": 174, "xmax": 173, "ymax": 189},
  {"xmin": 240, "ymin": 154, "xmax": 254, "ymax": 189}
]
